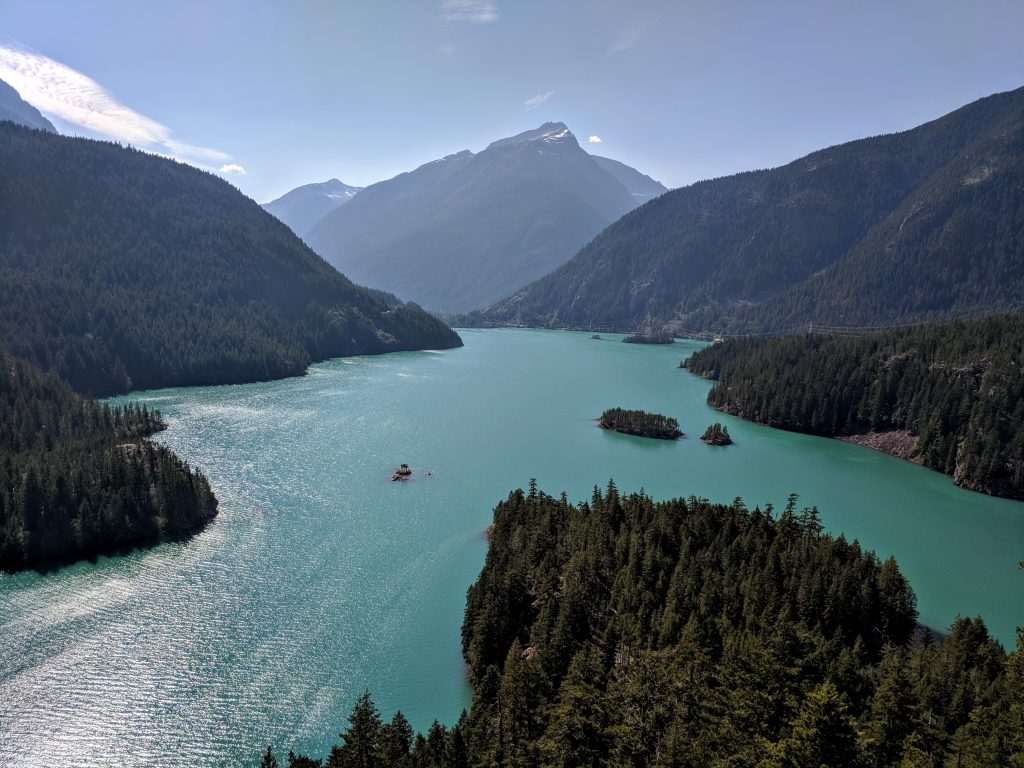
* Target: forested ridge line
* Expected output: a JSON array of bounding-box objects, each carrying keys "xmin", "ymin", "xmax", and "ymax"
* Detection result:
[
  {"xmin": 0, "ymin": 349, "xmax": 217, "ymax": 571},
  {"xmin": 685, "ymin": 312, "xmax": 1024, "ymax": 499},
  {"xmin": 261, "ymin": 483, "xmax": 1024, "ymax": 767},
  {"xmin": 0, "ymin": 121, "xmax": 461, "ymax": 397}
]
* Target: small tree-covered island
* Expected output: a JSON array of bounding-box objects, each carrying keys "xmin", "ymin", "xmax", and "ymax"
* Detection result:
[
  {"xmin": 701, "ymin": 422, "xmax": 733, "ymax": 445},
  {"xmin": 261, "ymin": 483, "xmax": 1024, "ymax": 766},
  {"xmin": 598, "ymin": 407, "xmax": 683, "ymax": 440}
]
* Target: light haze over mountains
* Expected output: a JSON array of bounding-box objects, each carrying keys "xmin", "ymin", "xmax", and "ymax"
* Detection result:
[
  {"xmin": 301, "ymin": 122, "xmax": 665, "ymax": 313},
  {"xmin": 470, "ymin": 86, "xmax": 1024, "ymax": 332},
  {"xmin": 262, "ymin": 179, "xmax": 363, "ymax": 239}
]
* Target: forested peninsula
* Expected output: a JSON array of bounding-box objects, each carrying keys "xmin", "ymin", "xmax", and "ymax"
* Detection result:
[
  {"xmin": 0, "ymin": 122, "xmax": 461, "ymax": 397},
  {"xmin": 0, "ymin": 350, "xmax": 217, "ymax": 571},
  {"xmin": 265, "ymin": 483, "xmax": 1024, "ymax": 766},
  {"xmin": 685, "ymin": 312, "xmax": 1024, "ymax": 499}
]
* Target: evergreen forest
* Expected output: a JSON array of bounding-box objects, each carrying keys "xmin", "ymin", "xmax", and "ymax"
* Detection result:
[
  {"xmin": 262, "ymin": 483, "xmax": 1024, "ymax": 767},
  {"xmin": 0, "ymin": 349, "xmax": 217, "ymax": 570},
  {"xmin": 0, "ymin": 122, "xmax": 461, "ymax": 397},
  {"xmin": 685, "ymin": 312, "xmax": 1024, "ymax": 498}
]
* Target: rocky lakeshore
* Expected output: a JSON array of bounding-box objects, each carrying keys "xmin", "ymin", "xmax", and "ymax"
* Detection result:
[{"xmin": 837, "ymin": 430, "xmax": 921, "ymax": 462}]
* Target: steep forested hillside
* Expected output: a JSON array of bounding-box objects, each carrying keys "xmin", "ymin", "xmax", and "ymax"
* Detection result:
[
  {"xmin": 0, "ymin": 122, "xmax": 461, "ymax": 396},
  {"xmin": 266, "ymin": 484, "xmax": 1023, "ymax": 767},
  {"xmin": 0, "ymin": 350, "xmax": 217, "ymax": 570},
  {"xmin": 469, "ymin": 86, "xmax": 1024, "ymax": 331},
  {"xmin": 686, "ymin": 313, "xmax": 1024, "ymax": 498},
  {"xmin": 306, "ymin": 123, "xmax": 640, "ymax": 313}
]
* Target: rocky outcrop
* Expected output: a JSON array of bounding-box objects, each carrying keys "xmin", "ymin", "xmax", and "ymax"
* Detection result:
[{"xmin": 837, "ymin": 430, "xmax": 920, "ymax": 462}]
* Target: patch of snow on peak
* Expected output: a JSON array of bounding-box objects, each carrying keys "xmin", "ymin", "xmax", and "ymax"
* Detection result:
[{"xmin": 542, "ymin": 126, "xmax": 572, "ymax": 143}]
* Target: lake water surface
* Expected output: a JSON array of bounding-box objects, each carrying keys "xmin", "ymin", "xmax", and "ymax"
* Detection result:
[{"xmin": 1, "ymin": 329, "xmax": 1021, "ymax": 766}]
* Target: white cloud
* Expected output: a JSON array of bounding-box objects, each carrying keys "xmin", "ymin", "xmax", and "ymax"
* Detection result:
[
  {"xmin": 588, "ymin": 135, "xmax": 603, "ymax": 144},
  {"xmin": 0, "ymin": 39, "xmax": 234, "ymax": 168},
  {"xmin": 441, "ymin": 0, "xmax": 498, "ymax": 22},
  {"xmin": 524, "ymin": 90, "xmax": 554, "ymax": 110},
  {"xmin": 609, "ymin": 23, "xmax": 644, "ymax": 54},
  {"xmin": 437, "ymin": 43, "xmax": 456, "ymax": 57},
  {"xmin": 219, "ymin": 163, "xmax": 247, "ymax": 175}
]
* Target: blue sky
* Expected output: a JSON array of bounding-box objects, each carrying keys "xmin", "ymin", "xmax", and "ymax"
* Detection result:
[{"xmin": 1, "ymin": 0, "xmax": 1022, "ymax": 203}]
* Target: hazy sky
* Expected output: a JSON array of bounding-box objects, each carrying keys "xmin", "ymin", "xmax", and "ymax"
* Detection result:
[{"xmin": 1, "ymin": 0, "xmax": 1022, "ymax": 202}]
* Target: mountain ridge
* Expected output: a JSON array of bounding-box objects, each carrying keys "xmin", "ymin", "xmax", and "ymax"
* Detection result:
[
  {"xmin": 467, "ymin": 86, "xmax": 1024, "ymax": 332},
  {"xmin": 0, "ymin": 78, "xmax": 56, "ymax": 133},
  {"xmin": 304, "ymin": 123, "xmax": 658, "ymax": 313},
  {"xmin": 590, "ymin": 154, "xmax": 667, "ymax": 204},
  {"xmin": 262, "ymin": 177, "xmax": 362, "ymax": 238}
]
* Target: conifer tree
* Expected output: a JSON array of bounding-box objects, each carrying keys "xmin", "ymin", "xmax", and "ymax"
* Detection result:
[
  {"xmin": 328, "ymin": 690, "xmax": 382, "ymax": 768},
  {"xmin": 260, "ymin": 745, "xmax": 279, "ymax": 768}
]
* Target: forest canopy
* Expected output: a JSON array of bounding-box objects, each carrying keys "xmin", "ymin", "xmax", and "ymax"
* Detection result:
[
  {"xmin": 0, "ymin": 122, "xmax": 461, "ymax": 396},
  {"xmin": 685, "ymin": 312, "xmax": 1024, "ymax": 499},
  {"xmin": 263, "ymin": 483, "xmax": 1024, "ymax": 767},
  {"xmin": 0, "ymin": 349, "xmax": 217, "ymax": 570}
]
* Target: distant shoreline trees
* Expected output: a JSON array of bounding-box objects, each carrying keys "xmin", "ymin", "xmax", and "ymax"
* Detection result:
[{"xmin": 623, "ymin": 332, "xmax": 674, "ymax": 345}]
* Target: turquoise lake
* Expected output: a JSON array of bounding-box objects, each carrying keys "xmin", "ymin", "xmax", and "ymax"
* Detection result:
[{"xmin": 1, "ymin": 328, "xmax": 1021, "ymax": 766}]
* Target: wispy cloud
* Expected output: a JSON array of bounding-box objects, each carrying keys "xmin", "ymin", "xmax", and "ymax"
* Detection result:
[
  {"xmin": 437, "ymin": 43, "xmax": 456, "ymax": 57},
  {"xmin": 219, "ymin": 163, "xmax": 246, "ymax": 175},
  {"xmin": 0, "ymin": 39, "xmax": 238, "ymax": 173},
  {"xmin": 588, "ymin": 135, "xmax": 603, "ymax": 144},
  {"xmin": 441, "ymin": 0, "xmax": 498, "ymax": 23},
  {"xmin": 608, "ymin": 23, "xmax": 644, "ymax": 54},
  {"xmin": 524, "ymin": 90, "xmax": 554, "ymax": 110}
]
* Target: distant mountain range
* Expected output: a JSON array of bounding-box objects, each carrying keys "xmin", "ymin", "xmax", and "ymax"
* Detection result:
[
  {"xmin": 469, "ymin": 86, "xmax": 1024, "ymax": 332},
  {"xmin": 262, "ymin": 178, "xmax": 362, "ymax": 238},
  {"xmin": 591, "ymin": 155, "xmax": 666, "ymax": 205},
  {"xmin": 0, "ymin": 78, "xmax": 55, "ymax": 132},
  {"xmin": 0, "ymin": 122, "xmax": 460, "ymax": 396},
  {"xmin": 298, "ymin": 122, "xmax": 665, "ymax": 313}
]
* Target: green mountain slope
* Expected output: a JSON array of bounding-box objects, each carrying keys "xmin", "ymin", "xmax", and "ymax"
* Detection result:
[
  {"xmin": 306, "ymin": 123, "xmax": 641, "ymax": 314},
  {"xmin": 0, "ymin": 123, "xmax": 461, "ymax": 396},
  {"xmin": 0, "ymin": 349, "xmax": 217, "ymax": 571},
  {"xmin": 469, "ymin": 86, "xmax": 1024, "ymax": 332}
]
